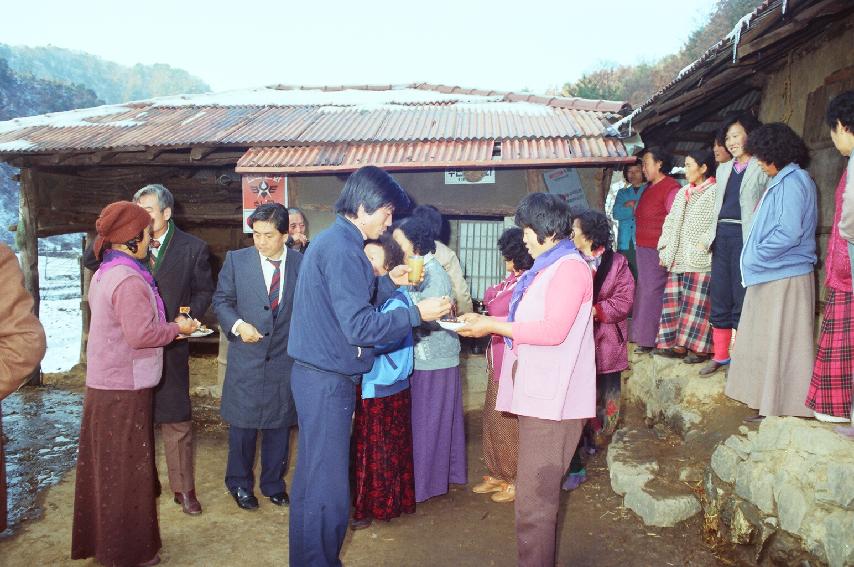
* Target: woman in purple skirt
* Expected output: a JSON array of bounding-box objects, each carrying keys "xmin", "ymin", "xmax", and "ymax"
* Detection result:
[{"xmin": 393, "ymin": 217, "xmax": 466, "ymax": 502}]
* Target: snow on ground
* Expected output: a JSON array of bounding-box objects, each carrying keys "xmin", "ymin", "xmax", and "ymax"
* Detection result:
[{"xmin": 33, "ymin": 254, "xmax": 82, "ymax": 373}]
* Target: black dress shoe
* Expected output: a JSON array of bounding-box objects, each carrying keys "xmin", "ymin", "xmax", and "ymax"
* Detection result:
[
  {"xmin": 269, "ymin": 491, "xmax": 289, "ymax": 506},
  {"xmin": 229, "ymin": 487, "xmax": 259, "ymax": 510},
  {"xmin": 634, "ymin": 346, "xmax": 653, "ymax": 354}
]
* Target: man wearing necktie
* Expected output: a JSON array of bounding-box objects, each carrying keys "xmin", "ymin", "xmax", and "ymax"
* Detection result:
[{"xmin": 212, "ymin": 203, "xmax": 302, "ymax": 510}]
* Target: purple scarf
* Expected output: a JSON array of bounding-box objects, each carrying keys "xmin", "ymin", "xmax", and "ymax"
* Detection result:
[
  {"xmin": 98, "ymin": 249, "xmax": 167, "ymax": 322},
  {"xmin": 505, "ymin": 238, "xmax": 579, "ymax": 348}
]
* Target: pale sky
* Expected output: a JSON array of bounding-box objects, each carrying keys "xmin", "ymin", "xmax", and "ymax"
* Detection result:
[{"xmin": 3, "ymin": 0, "xmax": 720, "ymax": 95}]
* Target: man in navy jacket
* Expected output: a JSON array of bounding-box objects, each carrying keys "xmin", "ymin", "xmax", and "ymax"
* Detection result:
[{"xmin": 287, "ymin": 166, "xmax": 450, "ymax": 567}]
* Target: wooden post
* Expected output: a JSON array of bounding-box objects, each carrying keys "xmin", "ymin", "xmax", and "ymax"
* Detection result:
[
  {"xmin": 598, "ymin": 167, "xmax": 615, "ymax": 211},
  {"xmin": 80, "ymin": 232, "xmax": 95, "ymax": 364},
  {"xmin": 525, "ymin": 169, "xmax": 547, "ymax": 193},
  {"xmin": 17, "ymin": 168, "xmax": 42, "ymax": 386}
]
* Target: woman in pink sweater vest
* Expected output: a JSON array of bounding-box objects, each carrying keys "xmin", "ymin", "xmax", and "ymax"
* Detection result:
[
  {"xmin": 71, "ymin": 202, "xmax": 196, "ymax": 567},
  {"xmin": 459, "ymin": 193, "xmax": 595, "ymax": 567}
]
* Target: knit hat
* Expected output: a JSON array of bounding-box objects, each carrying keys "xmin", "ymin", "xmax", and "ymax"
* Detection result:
[{"xmin": 93, "ymin": 201, "xmax": 151, "ymax": 259}]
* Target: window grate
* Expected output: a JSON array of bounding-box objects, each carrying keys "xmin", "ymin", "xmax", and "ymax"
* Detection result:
[{"xmin": 457, "ymin": 220, "xmax": 507, "ymax": 302}]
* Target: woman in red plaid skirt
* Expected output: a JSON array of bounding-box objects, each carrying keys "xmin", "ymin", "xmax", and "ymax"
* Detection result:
[
  {"xmin": 655, "ymin": 150, "xmax": 718, "ymax": 364},
  {"xmin": 805, "ymin": 132, "xmax": 854, "ymax": 422}
]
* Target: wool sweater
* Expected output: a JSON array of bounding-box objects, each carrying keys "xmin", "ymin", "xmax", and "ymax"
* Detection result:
[
  {"xmin": 409, "ymin": 256, "xmax": 461, "ymax": 371},
  {"xmin": 825, "ymin": 169, "xmax": 852, "ymax": 292},
  {"xmin": 634, "ymin": 176, "xmax": 681, "ymax": 248},
  {"xmin": 86, "ymin": 264, "xmax": 179, "ymax": 390},
  {"xmin": 657, "ymin": 179, "xmax": 717, "ymax": 273}
]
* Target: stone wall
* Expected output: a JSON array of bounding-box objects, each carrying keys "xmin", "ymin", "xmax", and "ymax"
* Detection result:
[{"xmin": 705, "ymin": 418, "xmax": 854, "ymax": 567}]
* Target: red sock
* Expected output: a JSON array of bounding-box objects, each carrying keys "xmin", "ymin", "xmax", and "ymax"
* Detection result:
[{"xmin": 712, "ymin": 327, "xmax": 732, "ymax": 362}]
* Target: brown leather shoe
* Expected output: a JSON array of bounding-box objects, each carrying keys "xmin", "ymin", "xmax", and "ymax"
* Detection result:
[{"xmin": 174, "ymin": 490, "xmax": 203, "ymax": 515}]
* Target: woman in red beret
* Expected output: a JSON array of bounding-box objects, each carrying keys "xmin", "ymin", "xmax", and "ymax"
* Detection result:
[{"xmin": 71, "ymin": 201, "xmax": 197, "ymax": 567}]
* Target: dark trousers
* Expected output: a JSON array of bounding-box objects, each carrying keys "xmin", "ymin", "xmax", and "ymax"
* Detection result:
[
  {"xmin": 710, "ymin": 225, "xmax": 746, "ymax": 329},
  {"xmin": 619, "ymin": 241, "xmax": 638, "ymax": 283},
  {"xmin": 225, "ymin": 425, "xmax": 290, "ymax": 497},
  {"xmin": 289, "ymin": 363, "xmax": 356, "ymax": 567}
]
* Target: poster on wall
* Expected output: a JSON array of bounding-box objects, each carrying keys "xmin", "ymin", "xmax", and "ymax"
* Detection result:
[
  {"xmin": 543, "ymin": 168, "xmax": 588, "ymax": 211},
  {"xmin": 445, "ymin": 169, "xmax": 495, "ymax": 184},
  {"xmin": 241, "ymin": 175, "xmax": 287, "ymax": 233}
]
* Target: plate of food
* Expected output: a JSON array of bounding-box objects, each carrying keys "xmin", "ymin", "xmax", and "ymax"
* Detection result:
[
  {"xmin": 438, "ymin": 319, "xmax": 467, "ymax": 332},
  {"xmin": 181, "ymin": 324, "xmax": 215, "ymax": 339}
]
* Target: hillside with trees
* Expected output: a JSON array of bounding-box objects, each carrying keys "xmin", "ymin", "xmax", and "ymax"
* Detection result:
[
  {"xmin": 0, "ymin": 44, "xmax": 210, "ymax": 104},
  {"xmin": 562, "ymin": 0, "xmax": 764, "ymax": 105}
]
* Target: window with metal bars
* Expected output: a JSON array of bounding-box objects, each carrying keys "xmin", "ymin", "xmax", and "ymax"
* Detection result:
[{"xmin": 455, "ymin": 219, "xmax": 510, "ymax": 303}]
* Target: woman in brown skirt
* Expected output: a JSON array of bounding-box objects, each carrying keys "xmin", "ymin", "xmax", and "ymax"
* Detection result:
[
  {"xmin": 725, "ymin": 124, "xmax": 818, "ymax": 422},
  {"xmin": 471, "ymin": 228, "xmax": 533, "ymax": 503},
  {"xmin": 72, "ymin": 201, "xmax": 196, "ymax": 567}
]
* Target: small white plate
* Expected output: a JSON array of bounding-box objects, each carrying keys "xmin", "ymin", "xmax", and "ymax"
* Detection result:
[
  {"xmin": 438, "ymin": 320, "xmax": 467, "ymax": 332},
  {"xmin": 184, "ymin": 328, "xmax": 215, "ymax": 338}
]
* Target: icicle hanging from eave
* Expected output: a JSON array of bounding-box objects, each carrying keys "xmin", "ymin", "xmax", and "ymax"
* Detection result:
[{"xmin": 726, "ymin": 12, "xmax": 755, "ymax": 63}]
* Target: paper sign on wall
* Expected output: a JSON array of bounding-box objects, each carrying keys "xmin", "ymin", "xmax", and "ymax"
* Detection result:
[
  {"xmin": 241, "ymin": 175, "xmax": 287, "ymax": 233},
  {"xmin": 543, "ymin": 168, "xmax": 588, "ymax": 211},
  {"xmin": 445, "ymin": 169, "xmax": 495, "ymax": 184}
]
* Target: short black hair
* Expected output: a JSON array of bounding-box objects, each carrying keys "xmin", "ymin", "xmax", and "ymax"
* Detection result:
[
  {"xmin": 642, "ymin": 146, "xmax": 673, "ymax": 177},
  {"xmin": 514, "ymin": 192, "xmax": 572, "ymax": 245},
  {"xmin": 684, "ymin": 149, "xmax": 717, "ymax": 180},
  {"xmin": 248, "ymin": 202, "xmax": 288, "ymax": 233},
  {"xmin": 622, "ymin": 160, "xmax": 642, "ymax": 182},
  {"xmin": 573, "ymin": 210, "xmax": 612, "ymax": 251},
  {"xmin": 365, "ymin": 232, "xmax": 405, "ymax": 272},
  {"xmin": 718, "ymin": 112, "xmax": 763, "ymax": 146},
  {"xmin": 826, "ymin": 91, "xmax": 854, "ymax": 131},
  {"xmin": 745, "ymin": 123, "xmax": 809, "ymax": 169},
  {"xmin": 334, "ymin": 166, "xmax": 412, "ymax": 217},
  {"xmin": 396, "ymin": 217, "xmax": 436, "ymax": 255},
  {"xmin": 497, "ymin": 227, "xmax": 534, "ymax": 271},
  {"xmin": 411, "ymin": 205, "xmax": 443, "ymax": 240}
]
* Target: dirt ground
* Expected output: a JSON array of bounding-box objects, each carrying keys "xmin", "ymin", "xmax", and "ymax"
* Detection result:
[{"xmin": 0, "ymin": 363, "xmax": 736, "ymax": 566}]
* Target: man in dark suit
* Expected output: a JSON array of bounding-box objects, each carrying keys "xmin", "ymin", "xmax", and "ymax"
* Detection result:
[
  {"xmin": 84, "ymin": 184, "xmax": 214, "ymax": 515},
  {"xmin": 212, "ymin": 203, "xmax": 301, "ymax": 510}
]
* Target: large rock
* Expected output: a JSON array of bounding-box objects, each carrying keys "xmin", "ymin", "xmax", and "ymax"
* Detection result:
[
  {"xmin": 624, "ymin": 352, "xmax": 733, "ymax": 436},
  {"xmin": 607, "ymin": 428, "xmax": 701, "ymax": 528},
  {"xmin": 705, "ymin": 417, "xmax": 854, "ymax": 567},
  {"xmin": 624, "ymin": 485, "xmax": 702, "ymax": 528}
]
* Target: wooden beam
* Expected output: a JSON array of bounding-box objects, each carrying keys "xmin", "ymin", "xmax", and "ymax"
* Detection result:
[
  {"xmin": 525, "ymin": 169, "xmax": 547, "ymax": 193},
  {"xmin": 17, "ymin": 168, "xmax": 42, "ymax": 385},
  {"xmin": 190, "ymin": 146, "xmax": 215, "ymax": 160}
]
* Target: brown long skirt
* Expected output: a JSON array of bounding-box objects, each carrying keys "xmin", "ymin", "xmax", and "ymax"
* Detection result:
[
  {"xmin": 71, "ymin": 387, "xmax": 161, "ymax": 566},
  {"xmin": 726, "ymin": 273, "xmax": 815, "ymax": 417},
  {"xmin": 482, "ymin": 355, "xmax": 519, "ymax": 482}
]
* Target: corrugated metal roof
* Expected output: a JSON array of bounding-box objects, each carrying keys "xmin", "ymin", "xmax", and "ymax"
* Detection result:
[
  {"xmin": 236, "ymin": 138, "xmax": 632, "ymax": 173},
  {"xmin": 0, "ymin": 84, "xmax": 630, "ymax": 160}
]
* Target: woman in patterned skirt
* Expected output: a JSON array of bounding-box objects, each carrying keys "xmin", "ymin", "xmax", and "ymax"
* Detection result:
[
  {"xmin": 471, "ymin": 228, "xmax": 533, "ymax": 503},
  {"xmin": 351, "ymin": 234, "xmax": 416, "ymax": 530},
  {"xmin": 655, "ymin": 149, "xmax": 718, "ymax": 363}
]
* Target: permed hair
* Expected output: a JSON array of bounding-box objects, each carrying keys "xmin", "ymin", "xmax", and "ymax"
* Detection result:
[
  {"xmin": 641, "ymin": 146, "xmax": 674, "ymax": 177},
  {"xmin": 396, "ymin": 216, "xmax": 436, "ymax": 256},
  {"xmin": 573, "ymin": 209, "xmax": 613, "ymax": 252},
  {"xmin": 514, "ymin": 193, "xmax": 572, "ymax": 245},
  {"xmin": 744, "ymin": 123, "xmax": 810, "ymax": 170},
  {"xmin": 684, "ymin": 149, "xmax": 717, "ymax": 180},
  {"xmin": 826, "ymin": 91, "xmax": 854, "ymax": 131},
  {"xmin": 497, "ymin": 227, "xmax": 534, "ymax": 271}
]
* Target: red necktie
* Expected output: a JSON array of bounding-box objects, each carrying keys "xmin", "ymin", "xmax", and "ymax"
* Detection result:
[{"xmin": 268, "ymin": 259, "xmax": 282, "ymax": 316}]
